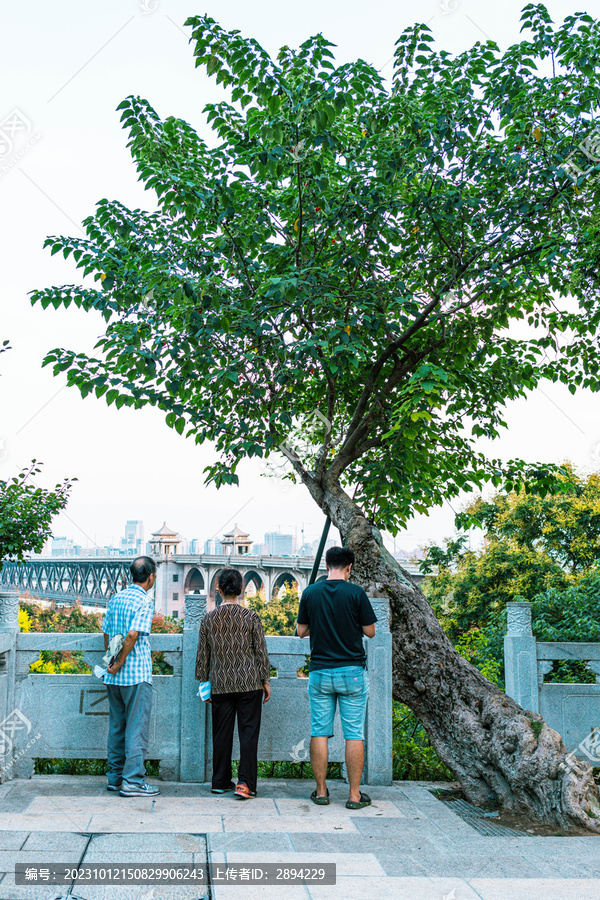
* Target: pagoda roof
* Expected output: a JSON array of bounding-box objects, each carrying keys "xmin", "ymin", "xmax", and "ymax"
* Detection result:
[
  {"xmin": 151, "ymin": 522, "xmax": 179, "ymax": 538},
  {"xmin": 222, "ymin": 524, "xmax": 250, "ymax": 539}
]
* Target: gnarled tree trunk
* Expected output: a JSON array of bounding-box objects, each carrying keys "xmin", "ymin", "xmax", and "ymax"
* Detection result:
[{"xmin": 306, "ymin": 473, "xmax": 600, "ymax": 832}]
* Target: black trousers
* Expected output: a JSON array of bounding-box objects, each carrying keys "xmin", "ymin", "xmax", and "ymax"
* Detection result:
[{"xmin": 211, "ymin": 689, "xmax": 263, "ymax": 793}]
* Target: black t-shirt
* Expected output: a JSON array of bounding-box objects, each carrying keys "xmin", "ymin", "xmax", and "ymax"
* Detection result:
[{"xmin": 297, "ymin": 579, "xmax": 377, "ymax": 671}]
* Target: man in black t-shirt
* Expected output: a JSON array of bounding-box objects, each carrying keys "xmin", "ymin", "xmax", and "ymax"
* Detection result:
[{"xmin": 297, "ymin": 546, "xmax": 377, "ymax": 809}]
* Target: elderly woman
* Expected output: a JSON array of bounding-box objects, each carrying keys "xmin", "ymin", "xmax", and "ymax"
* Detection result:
[{"xmin": 195, "ymin": 568, "xmax": 271, "ymax": 799}]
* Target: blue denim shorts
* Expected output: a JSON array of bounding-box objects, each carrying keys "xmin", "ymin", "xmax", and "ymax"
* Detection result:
[{"xmin": 308, "ymin": 666, "xmax": 369, "ymax": 741}]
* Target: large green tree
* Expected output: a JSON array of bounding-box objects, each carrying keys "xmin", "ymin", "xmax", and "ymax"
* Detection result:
[{"xmin": 32, "ymin": 6, "xmax": 600, "ymax": 828}]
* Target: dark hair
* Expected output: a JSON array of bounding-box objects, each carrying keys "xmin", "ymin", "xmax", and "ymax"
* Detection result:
[
  {"xmin": 325, "ymin": 546, "xmax": 355, "ymax": 569},
  {"xmin": 130, "ymin": 556, "xmax": 157, "ymax": 584},
  {"xmin": 218, "ymin": 567, "xmax": 243, "ymax": 597}
]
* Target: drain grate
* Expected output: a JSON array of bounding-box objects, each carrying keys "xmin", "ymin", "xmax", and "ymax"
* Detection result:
[{"xmin": 432, "ymin": 793, "xmax": 527, "ymax": 837}]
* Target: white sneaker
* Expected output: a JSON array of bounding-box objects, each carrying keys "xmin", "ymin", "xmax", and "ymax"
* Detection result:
[{"xmin": 119, "ymin": 781, "xmax": 160, "ymax": 797}]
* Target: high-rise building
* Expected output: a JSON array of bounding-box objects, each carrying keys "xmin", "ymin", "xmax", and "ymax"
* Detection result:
[
  {"xmin": 51, "ymin": 536, "xmax": 74, "ymax": 556},
  {"xmin": 204, "ymin": 539, "xmax": 224, "ymax": 555},
  {"xmin": 265, "ymin": 531, "xmax": 294, "ymax": 556},
  {"xmin": 121, "ymin": 520, "xmax": 145, "ymax": 555}
]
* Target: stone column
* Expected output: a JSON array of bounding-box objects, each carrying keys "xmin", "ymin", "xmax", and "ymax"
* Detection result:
[
  {"xmin": 364, "ymin": 597, "xmax": 393, "ymax": 785},
  {"xmin": 504, "ymin": 601, "xmax": 539, "ymax": 713},
  {"xmin": 179, "ymin": 593, "xmax": 207, "ymax": 782},
  {"xmin": 0, "ymin": 592, "xmax": 19, "ymax": 782}
]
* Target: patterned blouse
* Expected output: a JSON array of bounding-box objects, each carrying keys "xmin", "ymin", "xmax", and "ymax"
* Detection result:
[{"xmin": 195, "ymin": 603, "xmax": 271, "ymax": 694}]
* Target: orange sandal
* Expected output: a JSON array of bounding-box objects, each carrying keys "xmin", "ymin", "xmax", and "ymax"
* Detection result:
[{"xmin": 234, "ymin": 782, "xmax": 257, "ymax": 799}]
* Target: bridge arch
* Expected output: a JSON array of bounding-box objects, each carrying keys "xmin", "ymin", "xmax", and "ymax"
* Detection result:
[
  {"xmin": 271, "ymin": 571, "xmax": 299, "ymax": 600},
  {"xmin": 184, "ymin": 566, "xmax": 205, "ymax": 594},
  {"xmin": 243, "ymin": 569, "xmax": 264, "ymax": 599},
  {"xmin": 208, "ymin": 569, "xmax": 225, "ymax": 607}
]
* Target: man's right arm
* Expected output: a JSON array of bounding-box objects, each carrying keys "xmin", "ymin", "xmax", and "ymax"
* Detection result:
[
  {"xmin": 358, "ymin": 590, "xmax": 377, "ymax": 639},
  {"xmin": 296, "ymin": 593, "xmax": 309, "ymax": 638}
]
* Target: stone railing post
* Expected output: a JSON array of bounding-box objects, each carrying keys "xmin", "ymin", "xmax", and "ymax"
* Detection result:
[
  {"xmin": 0, "ymin": 591, "xmax": 19, "ymax": 783},
  {"xmin": 504, "ymin": 601, "xmax": 539, "ymax": 713},
  {"xmin": 179, "ymin": 593, "xmax": 207, "ymax": 782},
  {"xmin": 364, "ymin": 597, "xmax": 393, "ymax": 785}
]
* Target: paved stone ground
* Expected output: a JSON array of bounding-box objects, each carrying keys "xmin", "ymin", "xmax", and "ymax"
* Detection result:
[{"xmin": 0, "ymin": 776, "xmax": 598, "ymax": 899}]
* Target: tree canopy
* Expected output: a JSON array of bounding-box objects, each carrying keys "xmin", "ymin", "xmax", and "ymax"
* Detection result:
[{"xmin": 31, "ymin": 4, "xmax": 600, "ymax": 536}]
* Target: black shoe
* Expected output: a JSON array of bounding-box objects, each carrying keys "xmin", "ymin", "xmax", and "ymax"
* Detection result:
[{"xmin": 211, "ymin": 782, "xmax": 236, "ymax": 794}]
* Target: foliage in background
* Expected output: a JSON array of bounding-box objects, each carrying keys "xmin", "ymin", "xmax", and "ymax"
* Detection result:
[
  {"xmin": 19, "ymin": 601, "xmax": 182, "ymax": 675},
  {"xmin": 466, "ymin": 465, "xmax": 600, "ymax": 574},
  {"xmin": 0, "ymin": 466, "xmax": 72, "ymax": 572},
  {"xmin": 484, "ymin": 567, "xmax": 600, "ymax": 685},
  {"xmin": 393, "ymin": 702, "xmax": 454, "ymax": 781},
  {"xmin": 0, "ymin": 343, "xmax": 73, "ymax": 570},
  {"xmin": 150, "ymin": 611, "xmax": 184, "ymax": 674},
  {"xmin": 424, "ymin": 540, "xmax": 567, "ymax": 642},
  {"xmin": 248, "ymin": 583, "xmax": 299, "ymax": 635},
  {"xmin": 422, "ymin": 467, "xmax": 600, "ymax": 640}
]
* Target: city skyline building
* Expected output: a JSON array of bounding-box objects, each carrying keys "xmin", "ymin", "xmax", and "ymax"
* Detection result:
[
  {"xmin": 121, "ymin": 520, "xmax": 145, "ymax": 556},
  {"xmin": 265, "ymin": 531, "xmax": 294, "ymax": 556}
]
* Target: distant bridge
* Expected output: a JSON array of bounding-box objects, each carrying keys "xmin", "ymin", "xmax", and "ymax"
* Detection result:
[{"xmin": 0, "ymin": 554, "xmax": 425, "ymax": 616}]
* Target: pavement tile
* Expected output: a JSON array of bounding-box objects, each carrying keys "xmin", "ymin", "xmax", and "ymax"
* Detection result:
[
  {"xmin": 0, "ymin": 816, "xmax": 90, "ymax": 833},
  {"xmin": 157, "ymin": 797, "xmax": 278, "ymax": 815},
  {"xmin": 68, "ymin": 886, "xmax": 207, "ymax": 900},
  {"xmin": 378, "ymin": 852, "xmax": 544, "ymax": 879},
  {"xmin": 0, "ymin": 851, "xmax": 82, "ymax": 872},
  {"xmin": 79, "ymin": 852, "xmax": 196, "ymax": 864},
  {"xmin": 24, "ymin": 797, "xmax": 152, "ymax": 815},
  {"xmin": 358, "ymin": 855, "xmax": 431, "ymax": 877},
  {"xmin": 0, "ymin": 835, "xmax": 29, "ymax": 852},
  {"xmin": 468, "ymin": 878, "xmax": 600, "ymax": 900},
  {"xmin": 20, "ymin": 833, "xmax": 89, "ymax": 852},
  {"xmin": 88, "ymin": 834, "xmax": 205, "ymax": 853},
  {"xmin": 222, "ymin": 817, "xmax": 358, "ymax": 834},
  {"xmin": 273, "ymin": 799, "xmax": 405, "ymax": 818},
  {"xmin": 212, "ymin": 886, "xmax": 309, "ymax": 899},
  {"xmin": 351, "ymin": 817, "xmax": 449, "ymax": 838},
  {"xmin": 221, "ymin": 852, "xmax": 385, "ymax": 877},
  {"xmin": 0, "ymin": 883, "xmax": 61, "ymax": 900},
  {"xmin": 85, "ymin": 817, "xmax": 223, "ymax": 834},
  {"xmin": 289, "ymin": 833, "xmax": 436, "ymax": 855},
  {"xmin": 307, "ymin": 876, "xmax": 482, "ymax": 899},
  {"xmin": 208, "ymin": 834, "xmax": 294, "ymax": 853}
]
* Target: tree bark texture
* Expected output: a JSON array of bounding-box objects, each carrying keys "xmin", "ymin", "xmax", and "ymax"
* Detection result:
[{"xmin": 305, "ymin": 473, "xmax": 600, "ymax": 832}]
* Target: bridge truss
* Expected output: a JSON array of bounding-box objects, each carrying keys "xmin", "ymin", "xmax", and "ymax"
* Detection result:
[{"xmin": 0, "ymin": 559, "xmax": 132, "ymax": 606}]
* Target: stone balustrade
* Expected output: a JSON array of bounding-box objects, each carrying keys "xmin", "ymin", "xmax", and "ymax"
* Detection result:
[
  {"xmin": 0, "ymin": 591, "xmax": 392, "ymax": 785},
  {"xmin": 504, "ymin": 601, "xmax": 600, "ymax": 760}
]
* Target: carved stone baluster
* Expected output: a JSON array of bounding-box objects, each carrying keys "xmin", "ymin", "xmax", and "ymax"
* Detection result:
[
  {"xmin": 504, "ymin": 602, "xmax": 539, "ymax": 713},
  {"xmin": 537, "ymin": 660, "xmax": 553, "ymax": 685},
  {"xmin": 585, "ymin": 660, "xmax": 600, "ymax": 685}
]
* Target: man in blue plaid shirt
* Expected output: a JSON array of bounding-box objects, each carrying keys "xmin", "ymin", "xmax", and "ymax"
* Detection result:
[{"xmin": 102, "ymin": 556, "xmax": 159, "ymax": 797}]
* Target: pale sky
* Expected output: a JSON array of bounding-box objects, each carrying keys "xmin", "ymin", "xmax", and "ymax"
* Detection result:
[{"xmin": 1, "ymin": 0, "xmax": 599, "ymax": 556}]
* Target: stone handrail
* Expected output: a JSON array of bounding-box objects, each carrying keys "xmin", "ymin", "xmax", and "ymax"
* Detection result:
[
  {"xmin": 504, "ymin": 601, "xmax": 600, "ymax": 758},
  {"xmin": 0, "ymin": 590, "xmax": 392, "ymax": 785}
]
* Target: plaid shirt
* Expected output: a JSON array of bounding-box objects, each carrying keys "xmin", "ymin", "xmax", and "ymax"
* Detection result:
[{"xmin": 102, "ymin": 584, "xmax": 154, "ymax": 685}]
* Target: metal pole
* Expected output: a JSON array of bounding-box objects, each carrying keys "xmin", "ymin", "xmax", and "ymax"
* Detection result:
[{"xmin": 309, "ymin": 516, "xmax": 331, "ymax": 585}]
